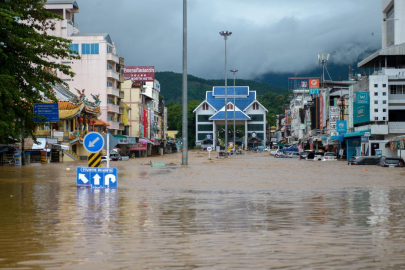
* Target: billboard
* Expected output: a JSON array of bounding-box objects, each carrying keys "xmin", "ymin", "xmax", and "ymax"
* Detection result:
[
  {"xmin": 353, "ymin": 92, "xmax": 370, "ymax": 124},
  {"xmin": 123, "ymin": 66, "xmax": 155, "ymax": 81},
  {"xmin": 309, "ymin": 79, "xmax": 319, "ymax": 94},
  {"xmin": 34, "ymin": 103, "xmax": 59, "ymax": 123},
  {"xmin": 336, "ymin": 120, "xmax": 347, "ymax": 134}
]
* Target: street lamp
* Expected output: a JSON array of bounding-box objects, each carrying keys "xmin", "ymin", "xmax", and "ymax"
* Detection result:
[
  {"xmin": 219, "ymin": 30, "xmax": 232, "ymax": 157},
  {"xmin": 230, "ymin": 69, "xmax": 238, "ymax": 151}
]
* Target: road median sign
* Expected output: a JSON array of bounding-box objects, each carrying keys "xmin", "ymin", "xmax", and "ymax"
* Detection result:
[{"xmin": 76, "ymin": 167, "xmax": 118, "ymax": 188}]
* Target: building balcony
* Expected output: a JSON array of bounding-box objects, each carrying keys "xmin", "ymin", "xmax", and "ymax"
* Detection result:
[
  {"xmin": 106, "ymin": 121, "xmax": 119, "ymax": 130},
  {"xmin": 119, "ymin": 123, "xmax": 125, "ymax": 130},
  {"xmin": 107, "ymin": 70, "xmax": 120, "ymax": 81},
  {"xmin": 119, "ymin": 90, "xmax": 125, "ymax": 99},
  {"xmin": 389, "ymin": 122, "xmax": 405, "ymax": 133},
  {"xmin": 119, "ymin": 106, "xmax": 124, "ymax": 114},
  {"xmin": 107, "ymin": 53, "xmax": 119, "ymax": 63},
  {"xmin": 107, "ymin": 104, "xmax": 120, "ymax": 114},
  {"xmin": 107, "ymin": 87, "xmax": 120, "ymax": 97}
]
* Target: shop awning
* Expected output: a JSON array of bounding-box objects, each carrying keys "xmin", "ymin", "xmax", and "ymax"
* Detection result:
[{"xmin": 344, "ymin": 130, "xmax": 371, "ymax": 138}]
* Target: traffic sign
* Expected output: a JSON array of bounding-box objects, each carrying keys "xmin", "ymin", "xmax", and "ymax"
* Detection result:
[
  {"xmin": 88, "ymin": 152, "xmax": 101, "ymax": 167},
  {"xmin": 83, "ymin": 132, "xmax": 104, "ymax": 153},
  {"xmin": 207, "ymin": 147, "xmax": 212, "ymax": 152},
  {"xmin": 76, "ymin": 167, "xmax": 118, "ymax": 188},
  {"xmin": 103, "ymin": 132, "xmax": 119, "ymax": 152}
]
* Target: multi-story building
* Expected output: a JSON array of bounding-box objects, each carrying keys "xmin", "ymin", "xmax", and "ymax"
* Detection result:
[
  {"xmin": 194, "ymin": 86, "xmax": 268, "ymax": 149},
  {"xmin": 345, "ymin": 0, "xmax": 405, "ymax": 158},
  {"xmin": 44, "ymin": 0, "xmax": 125, "ymax": 135}
]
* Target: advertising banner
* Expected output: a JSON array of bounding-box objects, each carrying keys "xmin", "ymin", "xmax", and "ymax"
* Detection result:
[
  {"xmin": 320, "ymin": 93, "xmax": 324, "ymax": 129},
  {"xmin": 309, "ymin": 79, "xmax": 319, "ymax": 94},
  {"xmin": 123, "ymin": 66, "xmax": 155, "ymax": 81},
  {"xmin": 336, "ymin": 120, "xmax": 347, "ymax": 134},
  {"xmin": 143, "ymin": 109, "xmax": 148, "ymax": 138},
  {"xmin": 356, "ymin": 92, "xmax": 369, "ymax": 104},
  {"xmin": 353, "ymin": 103, "xmax": 370, "ymax": 124}
]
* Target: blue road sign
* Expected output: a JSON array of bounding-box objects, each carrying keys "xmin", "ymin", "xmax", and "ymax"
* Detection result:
[
  {"xmin": 34, "ymin": 103, "xmax": 59, "ymax": 123},
  {"xmin": 76, "ymin": 167, "xmax": 118, "ymax": 188},
  {"xmin": 83, "ymin": 132, "xmax": 105, "ymax": 153}
]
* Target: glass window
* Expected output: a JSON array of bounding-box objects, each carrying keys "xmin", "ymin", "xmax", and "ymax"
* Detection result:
[
  {"xmin": 249, "ymin": 114, "xmax": 264, "ymax": 121},
  {"xmin": 383, "ymin": 92, "xmax": 387, "ymax": 96},
  {"xmin": 374, "ymin": 109, "xmax": 378, "ymax": 112},
  {"xmin": 107, "ymin": 81, "xmax": 113, "ymax": 87},
  {"xmin": 81, "ymin": 43, "xmax": 99, "ymax": 55},
  {"xmin": 383, "ymin": 100, "xmax": 387, "ymax": 104},
  {"xmin": 383, "ymin": 109, "xmax": 387, "ymax": 112},
  {"xmin": 248, "ymin": 132, "xmax": 264, "ymax": 140},
  {"xmin": 374, "ymin": 84, "xmax": 378, "ymax": 88},
  {"xmin": 383, "ymin": 84, "xmax": 387, "ymax": 87},
  {"xmin": 107, "ymin": 45, "xmax": 113, "ymax": 53},
  {"xmin": 248, "ymin": 124, "xmax": 264, "ymax": 131},
  {"xmin": 198, "ymin": 134, "xmax": 208, "ymax": 140},
  {"xmin": 374, "ymin": 92, "xmax": 378, "ymax": 96},
  {"xmin": 375, "ymin": 117, "xmax": 378, "ymax": 120},
  {"xmin": 69, "ymin": 44, "xmax": 79, "ymax": 55},
  {"xmin": 198, "ymin": 124, "xmax": 213, "ymax": 131},
  {"xmin": 383, "ymin": 117, "xmax": 386, "ymax": 120},
  {"xmin": 374, "ymin": 100, "xmax": 378, "ymax": 104},
  {"xmin": 198, "ymin": 115, "xmax": 211, "ymax": 122},
  {"xmin": 386, "ymin": 5, "xmax": 395, "ymax": 47}
]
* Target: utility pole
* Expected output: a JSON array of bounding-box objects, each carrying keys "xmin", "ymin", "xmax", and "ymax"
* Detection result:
[
  {"xmin": 182, "ymin": 0, "xmax": 188, "ymax": 165},
  {"xmin": 230, "ymin": 69, "xmax": 238, "ymax": 152}
]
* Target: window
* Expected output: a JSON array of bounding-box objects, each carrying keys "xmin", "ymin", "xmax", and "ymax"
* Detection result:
[
  {"xmin": 107, "ymin": 81, "xmax": 113, "ymax": 87},
  {"xmin": 69, "ymin": 44, "xmax": 79, "ymax": 55},
  {"xmin": 375, "ymin": 117, "xmax": 378, "ymax": 120},
  {"xmin": 107, "ymin": 64, "xmax": 113, "ymax": 70},
  {"xmin": 374, "ymin": 109, "xmax": 378, "ymax": 112},
  {"xmin": 383, "ymin": 117, "xmax": 386, "ymax": 120},
  {"xmin": 374, "ymin": 92, "xmax": 378, "ymax": 96},
  {"xmin": 198, "ymin": 124, "xmax": 213, "ymax": 131},
  {"xmin": 81, "ymin": 43, "xmax": 99, "ymax": 54},
  {"xmin": 198, "ymin": 134, "xmax": 208, "ymax": 140},
  {"xmin": 107, "ymin": 45, "xmax": 113, "ymax": 53},
  {"xmin": 383, "ymin": 100, "xmax": 387, "ymax": 104},
  {"xmin": 249, "ymin": 114, "xmax": 264, "ymax": 121},
  {"xmin": 198, "ymin": 115, "xmax": 210, "ymax": 122},
  {"xmin": 390, "ymin": 85, "xmax": 397, "ymax": 94},
  {"xmin": 202, "ymin": 103, "xmax": 209, "ymax": 110},
  {"xmin": 227, "ymin": 103, "xmax": 233, "ymax": 110},
  {"xmin": 374, "ymin": 100, "xmax": 378, "ymax": 104},
  {"xmin": 383, "ymin": 92, "xmax": 387, "ymax": 96},
  {"xmin": 374, "ymin": 84, "xmax": 378, "ymax": 88},
  {"xmin": 383, "ymin": 109, "xmax": 387, "ymax": 112},
  {"xmin": 248, "ymin": 124, "xmax": 264, "ymax": 131},
  {"xmin": 253, "ymin": 102, "xmax": 259, "ymax": 110},
  {"xmin": 383, "ymin": 84, "xmax": 387, "ymax": 88}
]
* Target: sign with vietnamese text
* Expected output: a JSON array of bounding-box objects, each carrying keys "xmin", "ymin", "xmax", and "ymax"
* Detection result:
[{"xmin": 123, "ymin": 66, "xmax": 155, "ymax": 81}]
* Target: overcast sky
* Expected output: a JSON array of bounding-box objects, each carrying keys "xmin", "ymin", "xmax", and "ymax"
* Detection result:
[{"xmin": 76, "ymin": 0, "xmax": 381, "ymax": 80}]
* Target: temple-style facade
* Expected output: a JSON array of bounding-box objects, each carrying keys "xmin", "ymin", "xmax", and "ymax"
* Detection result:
[{"xmin": 193, "ymin": 86, "xmax": 268, "ymax": 149}]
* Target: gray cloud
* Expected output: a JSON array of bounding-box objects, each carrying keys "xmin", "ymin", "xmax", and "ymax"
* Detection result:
[{"xmin": 76, "ymin": 0, "xmax": 381, "ymax": 79}]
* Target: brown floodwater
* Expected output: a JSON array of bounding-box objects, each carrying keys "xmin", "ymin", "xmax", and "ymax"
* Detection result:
[{"xmin": 1, "ymin": 151, "xmax": 405, "ymax": 269}]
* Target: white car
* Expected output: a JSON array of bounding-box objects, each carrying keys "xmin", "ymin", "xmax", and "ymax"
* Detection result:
[
  {"xmin": 101, "ymin": 156, "xmax": 112, "ymax": 163},
  {"xmin": 322, "ymin": 152, "xmax": 337, "ymax": 161},
  {"xmin": 270, "ymin": 149, "xmax": 280, "ymax": 155}
]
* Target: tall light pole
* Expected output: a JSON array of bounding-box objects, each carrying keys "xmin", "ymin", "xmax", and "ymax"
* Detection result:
[
  {"xmin": 182, "ymin": 0, "xmax": 188, "ymax": 165},
  {"xmin": 219, "ymin": 31, "xmax": 232, "ymax": 158},
  {"xmin": 230, "ymin": 69, "xmax": 238, "ymax": 151}
]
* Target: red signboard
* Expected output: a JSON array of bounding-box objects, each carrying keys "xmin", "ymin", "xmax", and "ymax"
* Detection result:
[
  {"xmin": 123, "ymin": 66, "xmax": 155, "ymax": 81},
  {"xmin": 143, "ymin": 109, "xmax": 148, "ymax": 137}
]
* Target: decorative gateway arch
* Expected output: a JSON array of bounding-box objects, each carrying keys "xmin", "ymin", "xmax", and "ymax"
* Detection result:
[{"xmin": 193, "ymin": 86, "xmax": 268, "ymax": 150}]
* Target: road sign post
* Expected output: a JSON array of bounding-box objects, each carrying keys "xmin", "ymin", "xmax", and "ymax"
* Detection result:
[
  {"xmin": 88, "ymin": 152, "xmax": 101, "ymax": 167},
  {"xmin": 76, "ymin": 167, "xmax": 118, "ymax": 188},
  {"xmin": 83, "ymin": 132, "xmax": 105, "ymax": 153}
]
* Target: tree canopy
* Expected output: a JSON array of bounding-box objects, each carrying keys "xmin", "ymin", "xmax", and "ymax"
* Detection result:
[{"xmin": 0, "ymin": 0, "xmax": 78, "ymax": 143}]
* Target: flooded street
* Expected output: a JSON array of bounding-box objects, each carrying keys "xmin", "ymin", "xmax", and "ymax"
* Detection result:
[{"xmin": 1, "ymin": 151, "xmax": 405, "ymax": 269}]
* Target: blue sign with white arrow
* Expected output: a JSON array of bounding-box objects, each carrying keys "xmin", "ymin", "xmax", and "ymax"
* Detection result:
[
  {"xmin": 83, "ymin": 132, "xmax": 105, "ymax": 153},
  {"xmin": 76, "ymin": 167, "xmax": 118, "ymax": 188}
]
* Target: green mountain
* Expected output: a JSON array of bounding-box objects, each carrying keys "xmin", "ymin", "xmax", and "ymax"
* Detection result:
[{"xmin": 155, "ymin": 71, "xmax": 287, "ymax": 104}]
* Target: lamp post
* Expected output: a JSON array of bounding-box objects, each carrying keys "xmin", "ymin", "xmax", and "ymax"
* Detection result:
[
  {"xmin": 230, "ymin": 69, "xmax": 238, "ymax": 152},
  {"xmin": 182, "ymin": 0, "xmax": 188, "ymax": 165},
  {"xmin": 219, "ymin": 31, "xmax": 232, "ymax": 158}
]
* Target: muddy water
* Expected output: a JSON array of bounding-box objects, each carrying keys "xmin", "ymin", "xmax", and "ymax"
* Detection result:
[{"xmin": 1, "ymin": 152, "xmax": 405, "ymax": 269}]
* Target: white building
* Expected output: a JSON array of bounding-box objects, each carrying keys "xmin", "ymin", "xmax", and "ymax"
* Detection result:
[
  {"xmin": 45, "ymin": 0, "xmax": 125, "ymax": 134},
  {"xmin": 347, "ymin": 0, "xmax": 405, "ymax": 158},
  {"xmin": 193, "ymin": 86, "xmax": 268, "ymax": 149}
]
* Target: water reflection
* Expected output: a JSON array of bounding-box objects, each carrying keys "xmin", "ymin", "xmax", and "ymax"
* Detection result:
[{"xmin": 1, "ymin": 172, "xmax": 405, "ymax": 269}]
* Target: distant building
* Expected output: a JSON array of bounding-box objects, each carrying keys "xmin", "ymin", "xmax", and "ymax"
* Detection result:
[{"xmin": 193, "ymin": 86, "xmax": 268, "ymax": 149}]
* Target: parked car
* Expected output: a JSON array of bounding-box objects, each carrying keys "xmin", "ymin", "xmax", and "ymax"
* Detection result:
[
  {"xmin": 274, "ymin": 150, "xmax": 283, "ymax": 158},
  {"xmin": 299, "ymin": 151, "xmax": 312, "ymax": 160},
  {"xmin": 347, "ymin": 156, "xmax": 360, "ymax": 165},
  {"xmin": 287, "ymin": 152, "xmax": 300, "ymax": 158},
  {"xmin": 378, "ymin": 157, "xmax": 405, "ymax": 167},
  {"xmin": 349, "ymin": 157, "xmax": 380, "ymax": 165},
  {"xmin": 306, "ymin": 152, "xmax": 324, "ymax": 161},
  {"xmin": 270, "ymin": 148, "xmax": 281, "ymax": 155},
  {"xmin": 101, "ymin": 156, "xmax": 112, "ymax": 164},
  {"xmin": 322, "ymin": 152, "xmax": 337, "ymax": 161},
  {"xmin": 110, "ymin": 153, "xmax": 122, "ymax": 161}
]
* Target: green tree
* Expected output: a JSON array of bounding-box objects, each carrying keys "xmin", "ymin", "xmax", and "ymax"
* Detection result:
[
  {"xmin": 0, "ymin": 0, "xmax": 79, "ymax": 144},
  {"xmin": 167, "ymin": 100, "xmax": 200, "ymax": 147}
]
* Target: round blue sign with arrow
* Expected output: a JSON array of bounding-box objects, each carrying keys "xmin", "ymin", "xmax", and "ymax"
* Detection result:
[{"xmin": 83, "ymin": 132, "xmax": 105, "ymax": 153}]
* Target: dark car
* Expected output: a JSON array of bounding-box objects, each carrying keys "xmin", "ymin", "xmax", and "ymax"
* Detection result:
[
  {"xmin": 349, "ymin": 157, "xmax": 380, "ymax": 165},
  {"xmin": 299, "ymin": 151, "xmax": 311, "ymax": 160},
  {"xmin": 110, "ymin": 153, "xmax": 122, "ymax": 161},
  {"xmin": 378, "ymin": 157, "xmax": 404, "ymax": 167},
  {"xmin": 347, "ymin": 156, "xmax": 360, "ymax": 165},
  {"xmin": 306, "ymin": 152, "xmax": 324, "ymax": 161}
]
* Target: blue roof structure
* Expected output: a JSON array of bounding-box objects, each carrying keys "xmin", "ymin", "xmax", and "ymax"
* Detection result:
[
  {"xmin": 209, "ymin": 111, "xmax": 250, "ymax": 120},
  {"xmin": 206, "ymin": 91, "xmax": 256, "ymax": 111},
  {"xmin": 213, "ymin": 86, "xmax": 249, "ymax": 97}
]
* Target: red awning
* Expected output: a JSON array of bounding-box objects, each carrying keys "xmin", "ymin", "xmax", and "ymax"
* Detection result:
[{"xmin": 130, "ymin": 145, "xmax": 147, "ymax": 151}]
